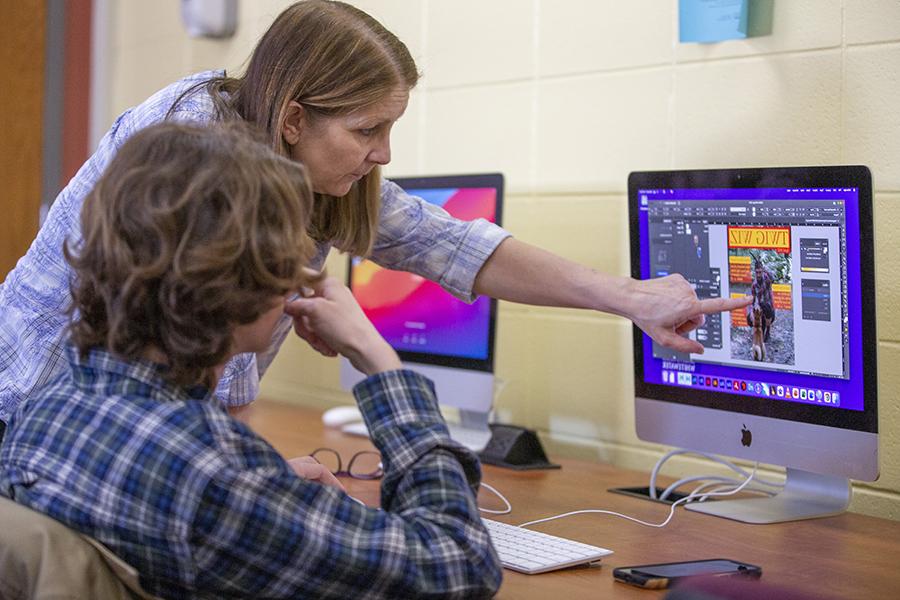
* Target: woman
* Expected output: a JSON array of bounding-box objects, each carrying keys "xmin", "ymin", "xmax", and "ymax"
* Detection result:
[{"xmin": 0, "ymin": 0, "xmax": 745, "ymax": 425}]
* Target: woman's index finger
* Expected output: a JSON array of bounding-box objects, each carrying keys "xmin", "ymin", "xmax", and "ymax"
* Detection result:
[{"xmin": 697, "ymin": 295, "xmax": 751, "ymax": 314}]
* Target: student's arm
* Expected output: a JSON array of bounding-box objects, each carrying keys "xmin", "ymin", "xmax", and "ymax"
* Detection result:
[
  {"xmin": 190, "ymin": 370, "xmax": 501, "ymax": 599},
  {"xmin": 473, "ymin": 237, "xmax": 751, "ymax": 354},
  {"xmin": 187, "ymin": 278, "xmax": 501, "ymax": 597}
]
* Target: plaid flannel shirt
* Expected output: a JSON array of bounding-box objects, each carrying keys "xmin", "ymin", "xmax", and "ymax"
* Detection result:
[
  {"xmin": 0, "ymin": 345, "xmax": 502, "ymax": 599},
  {"xmin": 0, "ymin": 71, "xmax": 509, "ymax": 422}
]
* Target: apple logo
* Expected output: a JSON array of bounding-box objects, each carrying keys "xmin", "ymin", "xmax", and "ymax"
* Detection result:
[{"xmin": 741, "ymin": 424, "xmax": 752, "ymax": 447}]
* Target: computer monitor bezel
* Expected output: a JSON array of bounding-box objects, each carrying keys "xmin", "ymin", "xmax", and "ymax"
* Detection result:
[
  {"xmin": 629, "ymin": 165, "xmax": 877, "ymax": 435},
  {"xmin": 347, "ymin": 172, "xmax": 504, "ymax": 373}
]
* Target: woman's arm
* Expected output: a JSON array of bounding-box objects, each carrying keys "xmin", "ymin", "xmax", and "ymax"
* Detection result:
[{"xmin": 473, "ymin": 237, "xmax": 749, "ymax": 354}]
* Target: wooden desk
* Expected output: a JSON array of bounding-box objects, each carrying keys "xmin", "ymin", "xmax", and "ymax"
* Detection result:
[{"xmin": 244, "ymin": 400, "xmax": 900, "ymax": 600}]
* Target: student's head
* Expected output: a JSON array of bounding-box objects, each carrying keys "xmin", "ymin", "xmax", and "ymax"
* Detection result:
[
  {"xmin": 209, "ymin": 0, "xmax": 419, "ymax": 257},
  {"xmin": 65, "ymin": 121, "xmax": 319, "ymax": 388}
]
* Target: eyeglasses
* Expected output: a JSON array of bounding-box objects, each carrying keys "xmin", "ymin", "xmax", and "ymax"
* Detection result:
[{"xmin": 310, "ymin": 448, "xmax": 383, "ymax": 480}]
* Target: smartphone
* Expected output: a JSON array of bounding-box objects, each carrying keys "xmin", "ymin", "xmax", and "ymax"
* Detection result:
[{"xmin": 613, "ymin": 558, "xmax": 762, "ymax": 589}]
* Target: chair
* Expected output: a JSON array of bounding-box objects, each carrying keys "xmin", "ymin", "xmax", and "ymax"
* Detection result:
[{"xmin": 0, "ymin": 495, "xmax": 159, "ymax": 600}]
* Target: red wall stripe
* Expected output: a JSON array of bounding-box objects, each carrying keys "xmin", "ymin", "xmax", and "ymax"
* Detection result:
[{"xmin": 62, "ymin": 0, "xmax": 92, "ymax": 185}]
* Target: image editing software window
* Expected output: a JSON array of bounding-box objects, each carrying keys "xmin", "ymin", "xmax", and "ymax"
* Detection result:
[{"xmin": 639, "ymin": 187, "xmax": 861, "ymax": 412}]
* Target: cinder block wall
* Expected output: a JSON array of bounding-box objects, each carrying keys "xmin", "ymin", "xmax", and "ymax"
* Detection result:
[{"xmin": 104, "ymin": 0, "xmax": 900, "ymax": 519}]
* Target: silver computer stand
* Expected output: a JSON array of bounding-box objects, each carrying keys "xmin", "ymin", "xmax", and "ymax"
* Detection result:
[{"xmin": 686, "ymin": 468, "xmax": 851, "ymax": 524}]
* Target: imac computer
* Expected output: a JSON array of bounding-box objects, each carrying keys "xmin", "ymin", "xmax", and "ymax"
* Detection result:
[
  {"xmin": 340, "ymin": 173, "xmax": 504, "ymax": 451},
  {"xmin": 629, "ymin": 166, "xmax": 878, "ymax": 524}
]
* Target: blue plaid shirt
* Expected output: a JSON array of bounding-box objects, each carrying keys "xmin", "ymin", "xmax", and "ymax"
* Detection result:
[
  {"xmin": 0, "ymin": 71, "xmax": 509, "ymax": 422},
  {"xmin": 0, "ymin": 345, "xmax": 502, "ymax": 599}
]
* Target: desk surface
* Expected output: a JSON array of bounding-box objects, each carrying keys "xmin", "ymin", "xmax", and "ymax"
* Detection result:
[{"xmin": 244, "ymin": 400, "xmax": 900, "ymax": 600}]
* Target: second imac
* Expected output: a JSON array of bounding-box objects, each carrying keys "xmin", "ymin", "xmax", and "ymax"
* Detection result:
[
  {"xmin": 340, "ymin": 173, "xmax": 504, "ymax": 452},
  {"xmin": 629, "ymin": 166, "xmax": 878, "ymax": 524}
]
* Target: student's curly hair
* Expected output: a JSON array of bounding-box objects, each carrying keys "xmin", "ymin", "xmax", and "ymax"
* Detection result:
[{"xmin": 64, "ymin": 121, "xmax": 319, "ymax": 388}]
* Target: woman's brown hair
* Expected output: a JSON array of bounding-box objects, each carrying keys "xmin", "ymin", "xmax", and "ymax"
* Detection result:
[
  {"xmin": 177, "ymin": 0, "xmax": 420, "ymax": 257},
  {"xmin": 65, "ymin": 121, "xmax": 319, "ymax": 388}
]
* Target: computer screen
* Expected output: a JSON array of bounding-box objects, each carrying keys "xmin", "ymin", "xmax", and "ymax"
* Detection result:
[
  {"xmin": 342, "ymin": 173, "xmax": 504, "ymax": 451},
  {"xmin": 629, "ymin": 166, "xmax": 877, "ymax": 523},
  {"xmin": 348, "ymin": 176, "xmax": 501, "ymax": 370}
]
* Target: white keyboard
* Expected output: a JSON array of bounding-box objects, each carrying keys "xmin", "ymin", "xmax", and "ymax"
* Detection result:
[{"xmin": 483, "ymin": 518, "xmax": 614, "ymax": 575}]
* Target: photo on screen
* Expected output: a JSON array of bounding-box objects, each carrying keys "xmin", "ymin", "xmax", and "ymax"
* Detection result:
[{"xmin": 727, "ymin": 227, "xmax": 794, "ymax": 366}]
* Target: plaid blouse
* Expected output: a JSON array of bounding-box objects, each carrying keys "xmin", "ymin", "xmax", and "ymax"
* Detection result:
[
  {"xmin": 0, "ymin": 70, "xmax": 509, "ymax": 421},
  {"xmin": 0, "ymin": 345, "xmax": 502, "ymax": 599}
]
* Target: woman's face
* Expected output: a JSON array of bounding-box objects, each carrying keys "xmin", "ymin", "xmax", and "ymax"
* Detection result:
[{"xmin": 288, "ymin": 88, "xmax": 410, "ymax": 197}]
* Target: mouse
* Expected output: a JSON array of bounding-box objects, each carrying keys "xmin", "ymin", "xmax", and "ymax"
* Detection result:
[{"xmin": 322, "ymin": 405, "xmax": 364, "ymax": 427}]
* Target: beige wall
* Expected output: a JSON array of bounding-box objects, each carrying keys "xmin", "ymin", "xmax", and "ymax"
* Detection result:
[{"xmin": 104, "ymin": 0, "xmax": 900, "ymax": 520}]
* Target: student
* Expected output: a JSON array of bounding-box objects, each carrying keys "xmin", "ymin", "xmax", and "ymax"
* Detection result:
[
  {"xmin": 0, "ymin": 122, "xmax": 502, "ymax": 599},
  {"xmin": 0, "ymin": 0, "xmax": 748, "ymax": 428}
]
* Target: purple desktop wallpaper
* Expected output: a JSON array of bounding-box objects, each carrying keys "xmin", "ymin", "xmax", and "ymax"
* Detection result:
[{"xmin": 351, "ymin": 187, "xmax": 497, "ymax": 359}]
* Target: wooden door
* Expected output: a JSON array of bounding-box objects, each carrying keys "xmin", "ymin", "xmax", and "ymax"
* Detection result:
[{"xmin": 0, "ymin": 1, "xmax": 45, "ymax": 280}]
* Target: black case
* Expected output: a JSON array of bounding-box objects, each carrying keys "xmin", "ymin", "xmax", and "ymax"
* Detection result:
[
  {"xmin": 613, "ymin": 558, "xmax": 762, "ymax": 589},
  {"xmin": 478, "ymin": 424, "xmax": 560, "ymax": 470}
]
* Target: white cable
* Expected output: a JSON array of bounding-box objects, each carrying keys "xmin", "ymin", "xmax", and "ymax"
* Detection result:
[
  {"xmin": 714, "ymin": 460, "xmax": 784, "ymax": 489},
  {"xmin": 660, "ymin": 474, "xmax": 779, "ymax": 502},
  {"xmin": 694, "ymin": 482, "xmax": 771, "ymax": 503},
  {"xmin": 658, "ymin": 475, "xmax": 741, "ymax": 501},
  {"xmin": 516, "ymin": 464, "xmax": 759, "ymax": 530},
  {"xmin": 649, "ymin": 449, "xmax": 691, "ymax": 498},
  {"xmin": 479, "ymin": 482, "xmax": 512, "ymax": 515},
  {"xmin": 662, "ymin": 470, "xmax": 784, "ymax": 500},
  {"xmin": 696, "ymin": 484, "xmax": 741, "ymax": 503},
  {"xmin": 689, "ymin": 479, "xmax": 775, "ymax": 502},
  {"xmin": 688, "ymin": 482, "xmax": 732, "ymax": 502},
  {"xmin": 649, "ymin": 449, "xmax": 784, "ymax": 500}
]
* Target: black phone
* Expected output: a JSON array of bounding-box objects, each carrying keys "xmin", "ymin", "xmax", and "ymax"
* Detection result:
[{"xmin": 613, "ymin": 558, "xmax": 762, "ymax": 589}]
